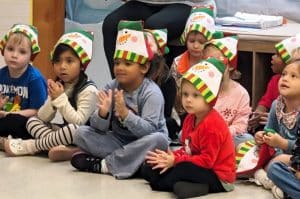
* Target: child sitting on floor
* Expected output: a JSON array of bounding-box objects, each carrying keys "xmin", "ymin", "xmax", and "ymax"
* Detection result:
[
  {"xmin": 203, "ymin": 36, "xmax": 253, "ymax": 148},
  {"xmin": 70, "ymin": 20, "xmax": 169, "ymax": 179},
  {"xmin": 141, "ymin": 58, "xmax": 236, "ymax": 198}
]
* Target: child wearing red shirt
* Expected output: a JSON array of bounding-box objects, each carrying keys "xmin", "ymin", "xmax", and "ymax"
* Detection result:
[{"xmin": 141, "ymin": 58, "xmax": 236, "ymax": 198}]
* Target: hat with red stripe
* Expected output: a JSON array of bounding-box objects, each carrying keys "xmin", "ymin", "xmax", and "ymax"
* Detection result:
[
  {"xmin": 180, "ymin": 6, "xmax": 223, "ymax": 44},
  {"xmin": 145, "ymin": 28, "xmax": 169, "ymax": 55},
  {"xmin": 114, "ymin": 20, "xmax": 153, "ymax": 64},
  {"xmin": 182, "ymin": 57, "xmax": 225, "ymax": 106},
  {"xmin": 275, "ymin": 34, "xmax": 300, "ymax": 64},
  {"xmin": 0, "ymin": 24, "xmax": 40, "ymax": 61},
  {"xmin": 206, "ymin": 36, "xmax": 238, "ymax": 68},
  {"xmin": 51, "ymin": 30, "xmax": 93, "ymax": 70}
]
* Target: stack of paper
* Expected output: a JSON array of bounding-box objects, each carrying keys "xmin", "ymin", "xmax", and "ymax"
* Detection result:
[{"xmin": 216, "ymin": 12, "xmax": 283, "ymax": 29}]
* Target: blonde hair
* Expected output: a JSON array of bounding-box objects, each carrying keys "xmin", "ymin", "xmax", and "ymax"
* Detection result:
[{"xmin": 6, "ymin": 32, "xmax": 32, "ymax": 52}]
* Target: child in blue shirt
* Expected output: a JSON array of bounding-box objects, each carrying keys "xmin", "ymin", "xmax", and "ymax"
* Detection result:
[
  {"xmin": 0, "ymin": 24, "xmax": 47, "ymax": 150},
  {"xmin": 254, "ymin": 60, "xmax": 300, "ymax": 191}
]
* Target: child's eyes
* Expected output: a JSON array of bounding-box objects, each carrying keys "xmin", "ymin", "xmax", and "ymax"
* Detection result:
[
  {"xmin": 193, "ymin": 93, "xmax": 201, "ymax": 97},
  {"xmin": 19, "ymin": 49, "xmax": 28, "ymax": 55},
  {"xmin": 6, "ymin": 46, "xmax": 14, "ymax": 51},
  {"xmin": 182, "ymin": 92, "xmax": 201, "ymax": 97},
  {"xmin": 66, "ymin": 59, "xmax": 74, "ymax": 64}
]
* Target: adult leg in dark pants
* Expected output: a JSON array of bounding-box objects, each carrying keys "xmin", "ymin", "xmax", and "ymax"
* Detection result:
[
  {"xmin": 0, "ymin": 113, "xmax": 32, "ymax": 139},
  {"xmin": 102, "ymin": 1, "xmax": 191, "ymax": 77},
  {"xmin": 102, "ymin": 1, "xmax": 154, "ymax": 76},
  {"xmin": 141, "ymin": 162, "xmax": 225, "ymax": 198}
]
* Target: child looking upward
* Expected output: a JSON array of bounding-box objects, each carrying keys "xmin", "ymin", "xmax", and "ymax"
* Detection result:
[
  {"xmin": 249, "ymin": 34, "xmax": 300, "ymax": 132},
  {"xmin": 254, "ymin": 60, "xmax": 300, "ymax": 190}
]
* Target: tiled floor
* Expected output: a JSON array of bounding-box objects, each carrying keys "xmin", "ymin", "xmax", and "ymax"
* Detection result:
[{"xmin": 0, "ymin": 152, "xmax": 273, "ymax": 199}]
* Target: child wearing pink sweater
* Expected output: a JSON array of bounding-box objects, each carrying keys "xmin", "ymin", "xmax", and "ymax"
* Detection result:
[{"xmin": 203, "ymin": 36, "xmax": 253, "ymax": 147}]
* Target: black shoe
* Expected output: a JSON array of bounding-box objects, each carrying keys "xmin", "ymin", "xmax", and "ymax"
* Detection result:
[
  {"xmin": 173, "ymin": 181, "xmax": 209, "ymax": 199},
  {"xmin": 71, "ymin": 152, "xmax": 102, "ymax": 173}
]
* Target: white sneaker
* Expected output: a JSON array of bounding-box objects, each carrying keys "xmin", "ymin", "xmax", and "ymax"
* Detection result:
[
  {"xmin": 4, "ymin": 139, "xmax": 37, "ymax": 156},
  {"xmin": 254, "ymin": 169, "xmax": 275, "ymax": 190},
  {"xmin": 272, "ymin": 186, "xmax": 284, "ymax": 199}
]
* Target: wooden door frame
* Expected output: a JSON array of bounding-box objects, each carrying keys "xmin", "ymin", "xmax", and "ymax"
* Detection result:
[{"xmin": 32, "ymin": 0, "xmax": 65, "ymax": 80}]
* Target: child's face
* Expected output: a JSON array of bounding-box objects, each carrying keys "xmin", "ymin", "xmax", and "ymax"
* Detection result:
[
  {"xmin": 3, "ymin": 34, "xmax": 31, "ymax": 72},
  {"xmin": 52, "ymin": 50, "xmax": 81, "ymax": 84},
  {"xmin": 271, "ymin": 53, "xmax": 285, "ymax": 74},
  {"xmin": 113, "ymin": 59, "xmax": 149, "ymax": 90},
  {"xmin": 181, "ymin": 80, "xmax": 210, "ymax": 115},
  {"xmin": 278, "ymin": 62, "xmax": 300, "ymax": 98},
  {"xmin": 203, "ymin": 45, "xmax": 225, "ymax": 60},
  {"xmin": 186, "ymin": 32, "xmax": 207, "ymax": 59}
]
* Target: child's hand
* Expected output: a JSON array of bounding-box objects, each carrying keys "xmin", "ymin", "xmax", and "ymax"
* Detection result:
[
  {"xmin": 263, "ymin": 133, "xmax": 284, "ymax": 148},
  {"xmin": 254, "ymin": 131, "xmax": 265, "ymax": 145},
  {"xmin": 114, "ymin": 89, "xmax": 128, "ymax": 120},
  {"xmin": 48, "ymin": 79, "xmax": 64, "ymax": 100},
  {"xmin": 97, "ymin": 89, "xmax": 112, "ymax": 118},
  {"xmin": 248, "ymin": 111, "xmax": 269, "ymax": 131},
  {"xmin": 0, "ymin": 110, "xmax": 8, "ymax": 118},
  {"xmin": 146, "ymin": 148, "xmax": 175, "ymax": 174},
  {"xmin": 248, "ymin": 112, "xmax": 261, "ymax": 131},
  {"xmin": 295, "ymin": 171, "xmax": 300, "ymax": 180},
  {"xmin": 0, "ymin": 94, "xmax": 9, "ymax": 109},
  {"xmin": 258, "ymin": 112, "xmax": 269, "ymax": 125}
]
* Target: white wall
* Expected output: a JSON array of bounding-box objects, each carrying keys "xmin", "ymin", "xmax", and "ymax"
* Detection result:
[{"xmin": 0, "ymin": 0, "xmax": 30, "ymax": 67}]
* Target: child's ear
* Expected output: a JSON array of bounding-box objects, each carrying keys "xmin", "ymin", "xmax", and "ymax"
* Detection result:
[{"xmin": 141, "ymin": 62, "xmax": 150, "ymax": 75}]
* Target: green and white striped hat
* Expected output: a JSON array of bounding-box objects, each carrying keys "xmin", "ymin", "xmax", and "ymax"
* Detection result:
[
  {"xmin": 51, "ymin": 30, "xmax": 93, "ymax": 70},
  {"xmin": 180, "ymin": 7, "xmax": 222, "ymax": 44},
  {"xmin": 182, "ymin": 57, "xmax": 225, "ymax": 106},
  {"xmin": 145, "ymin": 28, "xmax": 169, "ymax": 55},
  {"xmin": 0, "ymin": 24, "xmax": 40, "ymax": 61},
  {"xmin": 275, "ymin": 34, "xmax": 300, "ymax": 64},
  {"xmin": 206, "ymin": 36, "xmax": 238, "ymax": 68},
  {"xmin": 114, "ymin": 20, "xmax": 153, "ymax": 64}
]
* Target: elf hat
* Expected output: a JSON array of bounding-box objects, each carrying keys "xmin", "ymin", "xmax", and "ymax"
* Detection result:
[
  {"xmin": 0, "ymin": 24, "xmax": 40, "ymax": 61},
  {"xmin": 114, "ymin": 20, "xmax": 153, "ymax": 64},
  {"xmin": 145, "ymin": 28, "xmax": 169, "ymax": 55},
  {"xmin": 182, "ymin": 57, "xmax": 225, "ymax": 106},
  {"xmin": 51, "ymin": 30, "xmax": 93, "ymax": 70},
  {"xmin": 275, "ymin": 34, "xmax": 300, "ymax": 64},
  {"xmin": 180, "ymin": 7, "xmax": 223, "ymax": 44},
  {"xmin": 206, "ymin": 36, "xmax": 238, "ymax": 68}
]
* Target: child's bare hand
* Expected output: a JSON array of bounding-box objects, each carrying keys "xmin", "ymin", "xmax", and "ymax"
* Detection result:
[
  {"xmin": 259, "ymin": 112, "xmax": 269, "ymax": 125},
  {"xmin": 97, "ymin": 89, "xmax": 112, "ymax": 118},
  {"xmin": 0, "ymin": 94, "xmax": 9, "ymax": 109},
  {"xmin": 248, "ymin": 112, "xmax": 260, "ymax": 130},
  {"xmin": 146, "ymin": 148, "xmax": 174, "ymax": 174},
  {"xmin": 0, "ymin": 110, "xmax": 8, "ymax": 118},
  {"xmin": 263, "ymin": 133, "xmax": 284, "ymax": 148},
  {"xmin": 295, "ymin": 171, "xmax": 300, "ymax": 180},
  {"xmin": 255, "ymin": 131, "xmax": 265, "ymax": 145},
  {"xmin": 114, "ymin": 89, "xmax": 128, "ymax": 120},
  {"xmin": 48, "ymin": 79, "xmax": 64, "ymax": 99}
]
